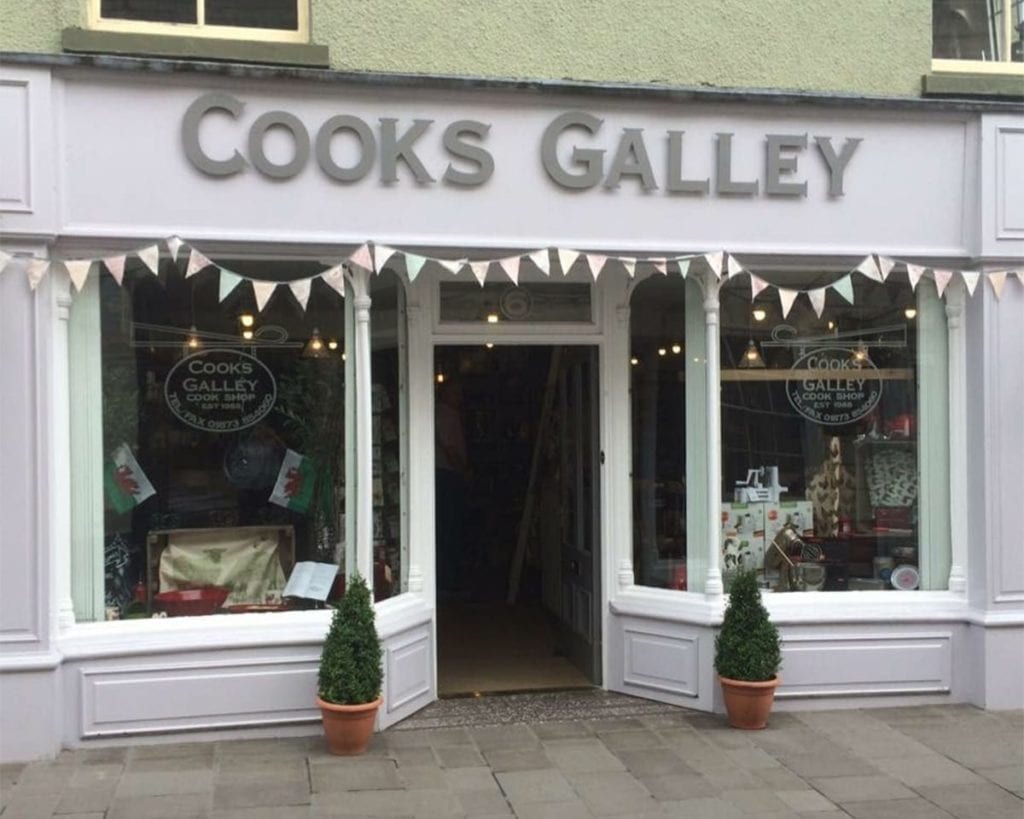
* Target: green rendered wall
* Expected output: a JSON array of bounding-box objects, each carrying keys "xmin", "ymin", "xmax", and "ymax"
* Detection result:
[{"xmin": 1, "ymin": 0, "xmax": 932, "ymax": 97}]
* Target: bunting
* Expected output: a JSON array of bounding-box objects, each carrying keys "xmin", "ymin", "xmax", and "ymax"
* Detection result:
[
  {"xmin": 528, "ymin": 249, "xmax": 551, "ymax": 276},
  {"xmin": 322, "ymin": 264, "xmax": 346, "ymax": 297},
  {"xmin": 404, "ymin": 254, "xmax": 427, "ymax": 282},
  {"xmin": 372, "ymin": 243, "xmax": 399, "ymax": 271},
  {"xmin": 558, "ymin": 249, "xmax": 580, "ymax": 276},
  {"xmin": 989, "ymin": 271, "xmax": 1007, "ymax": 300},
  {"xmin": 289, "ymin": 278, "xmax": 312, "ymax": 310},
  {"xmin": 933, "ymin": 269, "xmax": 954, "ymax": 298},
  {"xmin": 704, "ymin": 251, "xmax": 724, "ymax": 278},
  {"xmin": 906, "ymin": 263, "xmax": 925, "ymax": 292},
  {"xmin": 876, "ymin": 255, "xmax": 896, "ymax": 281},
  {"xmin": 831, "ymin": 275, "xmax": 854, "ymax": 304},
  {"xmin": 808, "ymin": 287, "xmax": 827, "ymax": 318},
  {"xmin": 676, "ymin": 258, "xmax": 691, "ymax": 278},
  {"xmin": 26, "ymin": 259, "xmax": 50, "ymax": 290},
  {"xmin": 218, "ymin": 269, "xmax": 243, "ymax": 302},
  {"xmin": 961, "ymin": 271, "xmax": 980, "ymax": 297},
  {"xmin": 587, "ymin": 254, "xmax": 607, "ymax": 281},
  {"xmin": 437, "ymin": 258, "xmax": 464, "ymax": 276},
  {"xmin": 252, "ymin": 280, "xmax": 277, "ymax": 312},
  {"xmin": 621, "ymin": 257, "xmax": 636, "ymax": 279},
  {"xmin": 185, "ymin": 248, "xmax": 212, "ymax": 278},
  {"xmin": 166, "ymin": 236, "xmax": 185, "ymax": 263},
  {"xmin": 104, "ymin": 255, "xmax": 126, "ymax": 285},
  {"xmin": 349, "ymin": 243, "xmax": 374, "ymax": 273},
  {"xmin": 726, "ymin": 254, "xmax": 744, "ymax": 279},
  {"xmin": 502, "ymin": 255, "xmax": 521, "ymax": 285},
  {"xmin": 65, "ymin": 260, "xmax": 93, "ymax": 293},
  {"xmin": 855, "ymin": 255, "xmax": 881, "ymax": 282},
  {"xmin": 750, "ymin": 274, "xmax": 770, "ymax": 300},
  {"xmin": 0, "ymin": 250, "xmax": 12, "ymax": 275},
  {"xmin": 470, "ymin": 260, "xmax": 489, "ymax": 286},
  {"xmin": 778, "ymin": 288, "xmax": 799, "ymax": 319},
  {"xmin": 137, "ymin": 244, "xmax": 160, "ymax": 276}
]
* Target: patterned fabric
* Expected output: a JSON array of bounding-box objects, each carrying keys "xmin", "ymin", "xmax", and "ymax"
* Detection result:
[
  {"xmin": 806, "ymin": 437, "xmax": 856, "ymax": 537},
  {"xmin": 104, "ymin": 532, "xmax": 133, "ymax": 612}
]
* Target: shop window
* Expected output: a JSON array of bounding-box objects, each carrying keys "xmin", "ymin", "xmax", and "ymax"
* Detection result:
[
  {"xmin": 932, "ymin": 0, "xmax": 1024, "ymax": 72},
  {"xmin": 88, "ymin": 0, "xmax": 309, "ymax": 42},
  {"xmin": 69, "ymin": 257, "xmax": 350, "ymax": 621},
  {"xmin": 629, "ymin": 274, "xmax": 707, "ymax": 593},
  {"xmin": 439, "ymin": 282, "xmax": 593, "ymax": 325},
  {"xmin": 719, "ymin": 272, "xmax": 949, "ymax": 594}
]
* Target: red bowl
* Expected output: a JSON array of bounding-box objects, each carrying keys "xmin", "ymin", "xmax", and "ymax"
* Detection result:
[{"xmin": 154, "ymin": 587, "xmax": 230, "ymax": 617}]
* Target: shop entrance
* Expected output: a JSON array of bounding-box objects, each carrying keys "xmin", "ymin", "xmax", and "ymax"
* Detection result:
[{"xmin": 435, "ymin": 345, "xmax": 601, "ymax": 695}]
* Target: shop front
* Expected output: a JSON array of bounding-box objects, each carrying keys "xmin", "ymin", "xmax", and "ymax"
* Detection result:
[{"xmin": 1, "ymin": 58, "xmax": 1022, "ymax": 761}]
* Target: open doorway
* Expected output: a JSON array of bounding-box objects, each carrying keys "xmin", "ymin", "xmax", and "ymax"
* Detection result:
[{"xmin": 435, "ymin": 345, "xmax": 601, "ymax": 695}]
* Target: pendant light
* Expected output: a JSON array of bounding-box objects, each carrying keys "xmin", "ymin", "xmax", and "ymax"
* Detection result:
[
  {"xmin": 738, "ymin": 339, "xmax": 766, "ymax": 369},
  {"xmin": 850, "ymin": 340, "xmax": 870, "ymax": 366},
  {"xmin": 184, "ymin": 325, "xmax": 201, "ymax": 351},
  {"xmin": 303, "ymin": 327, "xmax": 328, "ymax": 358}
]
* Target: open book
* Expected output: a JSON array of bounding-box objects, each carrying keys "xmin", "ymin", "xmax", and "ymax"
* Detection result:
[{"xmin": 282, "ymin": 561, "xmax": 339, "ymax": 602}]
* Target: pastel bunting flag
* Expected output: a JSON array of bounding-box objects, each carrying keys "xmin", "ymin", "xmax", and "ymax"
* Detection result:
[
  {"xmin": 349, "ymin": 243, "xmax": 374, "ymax": 272},
  {"xmin": 652, "ymin": 259, "xmax": 667, "ymax": 275},
  {"xmin": 726, "ymin": 254, "xmax": 744, "ymax": 279},
  {"xmin": 906, "ymin": 263, "xmax": 925, "ymax": 292},
  {"xmin": 988, "ymin": 271, "xmax": 1007, "ymax": 300},
  {"xmin": 961, "ymin": 271, "xmax": 980, "ymax": 297},
  {"xmin": 778, "ymin": 288, "xmax": 799, "ymax": 319},
  {"xmin": 676, "ymin": 257, "xmax": 691, "ymax": 278},
  {"xmin": 437, "ymin": 258, "xmax": 464, "ymax": 276},
  {"xmin": 289, "ymin": 278, "xmax": 312, "ymax": 310},
  {"xmin": 704, "ymin": 251, "xmax": 723, "ymax": 278},
  {"xmin": 470, "ymin": 260, "xmax": 489, "ymax": 286},
  {"xmin": 808, "ymin": 287, "xmax": 827, "ymax": 318},
  {"xmin": 64, "ymin": 259, "xmax": 93, "ymax": 292},
  {"xmin": 0, "ymin": 250, "xmax": 12, "ymax": 275},
  {"xmin": 137, "ymin": 244, "xmax": 160, "ymax": 276},
  {"xmin": 933, "ymin": 269, "xmax": 953, "ymax": 298},
  {"xmin": 252, "ymin": 280, "xmax": 277, "ymax": 312},
  {"xmin": 26, "ymin": 259, "xmax": 50, "ymax": 290},
  {"xmin": 404, "ymin": 254, "xmax": 427, "ymax": 282},
  {"xmin": 104, "ymin": 255, "xmax": 126, "ymax": 285},
  {"xmin": 586, "ymin": 254, "xmax": 607, "ymax": 280},
  {"xmin": 322, "ymin": 264, "xmax": 346, "ymax": 297},
  {"xmin": 218, "ymin": 268, "xmax": 243, "ymax": 302},
  {"xmin": 875, "ymin": 255, "xmax": 896, "ymax": 281},
  {"xmin": 750, "ymin": 274, "xmax": 770, "ymax": 299},
  {"xmin": 855, "ymin": 255, "xmax": 881, "ymax": 281},
  {"xmin": 372, "ymin": 244, "xmax": 399, "ymax": 271},
  {"xmin": 621, "ymin": 257, "xmax": 636, "ymax": 278},
  {"xmin": 185, "ymin": 248, "xmax": 212, "ymax": 278},
  {"xmin": 529, "ymin": 249, "xmax": 551, "ymax": 275},
  {"xmin": 166, "ymin": 236, "xmax": 185, "ymax": 263},
  {"xmin": 500, "ymin": 255, "xmax": 521, "ymax": 285},
  {"xmin": 831, "ymin": 275, "xmax": 854, "ymax": 304},
  {"xmin": 557, "ymin": 249, "xmax": 579, "ymax": 275}
]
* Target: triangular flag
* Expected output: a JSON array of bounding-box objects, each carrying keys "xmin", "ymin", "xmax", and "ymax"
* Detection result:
[
  {"xmin": 586, "ymin": 254, "xmax": 607, "ymax": 280},
  {"xmin": 989, "ymin": 271, "xmax": 1008, "ymax": 300},
  {"xmin": 875, "ymin": 255, "xmax": 896, "ymax": 281},
  {"xmin": 500, "ymin": 256, "xmax": 521, "ymax": 285},
  {"xmin": 349, "ymin": 243, "xmax": 374, "ymax": 272},
  {"xmin": 557, "ymin": 249, "xmax": 579, "ymax": 276},
  {"xmin": 289, "ymin": 278, "xmax": 312, "ymax": 310},
  {"xmin": 104, "ymin": 255, "xmax": 127, "ymax": 285},
  {"xmin": 726, "ymin": 254, "xmax": 744, "ymax": 279},
  {"xmin": 750, "ymin": 274, "xmax": 770, "ymax": 299},
  {"xmin": 185, "ymin": 248, "xmax": 212, "ymax": 278},
  {"xmin": 322, "ymin": 264, "xmax": 346, "ymax": 297},
  {"xmin": 778, "ymin": 288, "xmax": 799, "ymax": 319},
  {"xmin": 1013, "ymin": 270, "xmax": 1023, "ymax": 283},
  {"xmin": 166, "ymin": 236, "xmax": 185, "ymax": 263},
  {"xmin": 252, "ymin": 280, "xmax": 277, "ymax": 312},
  {"xmin": 529, "ymin": 249, "xmax": 550, "ymax": 276},
  {"xmin": 808, "ymin": 287, "xmax": 827, "ymax": 318},
  {"xmin": 437, "ymin": 258, "xmax": 464, "ymax": 275},
  {"xmin": 372, "ymin": 243, "xmax": 399, "ymax": 271},
  {"xmin": 831, "ymin": 275, "xmax": 854, "ymax": 304},
  {"xmin": 652, "ymin": 259, "xmax": 667, "ymax": 275},
  {"xmin": 218, "ymin": 269, "xmax": 243, "ymax": 302},
  {"xmin": 933, "ymin": 269, "xmax": 953, "ymax": 298},
  {"xmin": 621, "ymin": 257, "xmax": 636, "ymax": 278},
  {"xmin": 64, "ymin": 260, "xmax": 93, "ymax": 292},
  {"xmin": 855, "ymin": 255, "xmax": 881, "ymax": 281},
  {"xmin": 470, "ymin": 260, "xmax": 489, "ymax": 286},
  {"xmin": 405, "ymin": 254, "xmax": 427, "ymax": 282},
  {"xmin": 676, "ymin": 258, "xmax": 691, "ymax": 278},
  {"xmin": 961, "ymin": 271, "xmax": 981, "ymax": 297},
  {"xmin": 0, "ymin": 250, "xmax": 12, "ymax": 275},
  {"xmin": 26, "ymin": 259, "xmax": 50, "ymax": 290},
  {"xmin": 906, "ymin": 263, "xmax": 925, "ymax": 292},
  {"xmin": 704, "ymin": 251, "xmax": 724, "ymax": 278},
  {"xmin": 137, "ymin": 244, "xmax": 160, "ymax": 276}
]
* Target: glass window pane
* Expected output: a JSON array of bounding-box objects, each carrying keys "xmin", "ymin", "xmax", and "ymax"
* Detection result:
[
  {"xmin": 719, "ymin": 272, "xmax": 937, "ymax": 593},
  {"xmin": 100, "ymin": 0, "xmax": 196, "ymax": 23},
  {"xmin": 205, "ymin": 0, "xmax": 299, "ymax": 30},
  {"xmin": 932, "ymin": 0, "xmax": 999, "ymax": 60},
  {"xmin": 439, "ymin": 282, "xmax": 592, "ymax": 324},
  {"xmin": 95, "ymin": 257, "xmax": 348, "ymax": 619}
]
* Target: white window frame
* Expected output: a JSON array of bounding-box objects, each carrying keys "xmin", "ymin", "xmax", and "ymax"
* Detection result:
[
  {"xmin": 87, "ymin": 0, "xmax": 310, "ymax": 44},
  {"xmin": 932, "ymin": 0, "xmax": 1024, "ymax": 76}
]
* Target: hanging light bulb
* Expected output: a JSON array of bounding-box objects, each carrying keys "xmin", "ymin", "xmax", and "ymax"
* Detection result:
[
  {"xmin": 436, "ymin": 373, "xmax": 445, "ymax": 384},
  {"xmin": 851, "ymin": 341, "xmax": 870, "ymax": 366},
  {"xmin": 242, "ymin": 329, "xmax": 254, "ymax": 341},
  {"xmin": 238, "ymin": 312, "xmax": 255, "ymax": 329},
  {"xmin": 737, "ymin": 339, "xmax": 766, "ymax": 369},
  {"xmin": 185, "ymin": 325, "xmax": 201, "ymax": 350},
  {"xmin": 657, "ymin": 347, "xmax": 667, "ymax": 357},
  {"xmin": 752, "ymin": 308, "xmax": 767, "ymax": 322},
  {"xmin": 904, "ymin": 307, "xmax": 917, "ymax": 320},
  {"xmin": 671, "ymin": 343, "xmax": 682, "ymax": 355},
  {"xmin": 486, "ymin": 313, "xmax": 499, "ymax": 324},
  {"xmin": 303, "ymin": 327, "xmax": 328, "ymax": 359},
  {"xmin": 485, "ymin": 342, "xmax": 494, "ymax": 349},
  {"xmin": 630, "ymin": 357, "xmax": 639, "ymax": 366},
  {"xmin": 327, "ymin": 339, "xmax": 339, "ymax": 350}
]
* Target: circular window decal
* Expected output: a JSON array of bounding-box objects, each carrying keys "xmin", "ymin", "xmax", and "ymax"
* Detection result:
[
  {"xmin": 785, "ymin": 347, "xmax": 882, "ymax": 426},
  {"xmin": 500, "ymin": 287, "xmax": 532, "ymax": 320},
  {"xmin": 165, "ymin": 349, "xmax": 277, "ymax": 433}
]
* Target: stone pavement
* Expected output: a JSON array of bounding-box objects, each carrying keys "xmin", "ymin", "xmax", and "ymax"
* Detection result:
[{"xmin": 1, "ymin": 702, "xmax": 1022, "ymax": 819}]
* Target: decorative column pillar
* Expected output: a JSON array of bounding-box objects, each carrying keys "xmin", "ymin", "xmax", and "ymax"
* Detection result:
[
  {"xmin": 702, "ymin": 275, "xmax": 724, "ymax": 599},
  {"xmin": 612, "ymin": 302, "xmax": 635, "ymax": 591},
  {"xmin": 52, "ymin": 271, "xmax": 77, "ymax": 630},
  {"xmin": 945, "ymin": 284, "xmax": 967, "ymax": 594},
  {"xmin": 348, "ymin": 266, "xmax": 374, "ymax": 584},
  {"xmin": 404, "ymin": 299, "xmax": 427, "ymax": 598}
]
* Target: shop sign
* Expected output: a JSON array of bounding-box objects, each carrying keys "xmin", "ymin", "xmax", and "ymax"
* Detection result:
[
  {"xmin": 785, "ymin": 347, "xmax": 881, "ymax": 425},
  {"xmin": 165, "ymin": 349, "xmax": 277, "ymax": 433}
]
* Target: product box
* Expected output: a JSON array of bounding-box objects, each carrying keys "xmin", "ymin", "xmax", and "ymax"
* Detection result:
[
  {"xmin": 720, "ymin": 503, "xmax": 766, "ymax": 572},
  {"xmin": 764, "ymin": 500, "xmax": 815, "ymax": 549}
]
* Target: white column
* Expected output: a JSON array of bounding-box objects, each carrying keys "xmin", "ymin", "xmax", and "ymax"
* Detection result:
[
  {"xmin": 612, "ymin": 303, "xmax": 635, "ymax": 591},
  {"xmin": 945, "ymin": 283, "xmax": 967, "ymax": 594},
  {"xmin": 702, "ymin": 274, "xmax": 724, "ymax": 598},
  {"xmin": 349, "ymin": 267, "xmax": 374, "ymax": 584},
  {"xmin": 404, "ymin": 293, "xmax": 431, "ymax": 600},
  {"xmin": 52, "ymin": 272, "xmax": 77, "ymax": 630}
]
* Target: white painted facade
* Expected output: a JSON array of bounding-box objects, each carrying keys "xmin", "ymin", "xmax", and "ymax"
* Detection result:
[{"xmin": 1, "ymin": 61, "xmax": 1023, "ymax": 763}]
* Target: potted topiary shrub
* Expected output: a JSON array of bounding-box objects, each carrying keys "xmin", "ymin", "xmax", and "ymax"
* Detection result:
[
  {"xmin": 316, "ymin": 573, "xmax": 383, "ymax": 754},
  {"xmin": 714, "ymin": 568, "xmax": 782, "ymax": 729}
]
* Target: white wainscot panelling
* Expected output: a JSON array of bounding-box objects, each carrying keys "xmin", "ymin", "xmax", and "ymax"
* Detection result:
[
  {"xmin": 996, "ymin": 126, "xmax": 1024, "ymax": 241},
  {"xmin": 622, "ymin": 620, "xmax": 700, "ymax": 701},
  {"xmin": 0, "ymin": 66, "xmax": 54, "ymax": 235},
  {"xmin": 79, "ymin": 653, "xmax": 321, "ymax": 738},
  {"xmin": 380, "ymin": 623, "xmax": 433, "ymax": 729},
  {"xmin": 0, "ymin": 79, "xmax": 31, "ymax": 212},
  {"xmin": 777, "ymin": 631, "xmax": 952, "ymax": 699}
]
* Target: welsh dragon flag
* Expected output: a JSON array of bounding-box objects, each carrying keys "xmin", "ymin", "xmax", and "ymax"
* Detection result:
[
  {"xmin": 269, "ymin": 449, "xmax": 319, "ymax": 513},
  {"xmin": 104, "ymin": 443, "xmax": 156, "ymax": 514}
]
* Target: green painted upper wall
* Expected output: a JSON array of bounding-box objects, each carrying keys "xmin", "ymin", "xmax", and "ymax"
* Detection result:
[{"xmin": 1, "ymin": 0, "xmax": 933, "ymax": 97}]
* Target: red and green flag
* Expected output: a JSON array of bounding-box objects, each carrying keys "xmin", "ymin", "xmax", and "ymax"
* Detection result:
[
  {"xmin": 104, "ymin": 443, "xmax": 156, "ymax": 514},
  {"xmin": 270, "ymin": 449, "xmax": 319, "ymax": 513}
]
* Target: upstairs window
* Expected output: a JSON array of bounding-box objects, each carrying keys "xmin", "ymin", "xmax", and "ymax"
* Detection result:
[
  {"xmin": 932, "ymin": 0, "xmax": 1023, "ymax": 73},
  {"xmin": 90, "ymin": 0, "xmax": 309, "ymax": 42}
]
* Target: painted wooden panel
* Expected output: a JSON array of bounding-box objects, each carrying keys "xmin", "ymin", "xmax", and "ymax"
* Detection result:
[
  {"xmin": 996, "ymin": 127, "xmax": 1024, "ymax": 240},
  {"xmin": 380, "ymin": 624, "xmax": 433, "ymax": 728},
  {"xmin": 0, "ymin": 80, "xmax": 31, "ymax": 212},
  {"xmin": 622, "ymin": 623, "xmax": 699, "ymax": 699}
]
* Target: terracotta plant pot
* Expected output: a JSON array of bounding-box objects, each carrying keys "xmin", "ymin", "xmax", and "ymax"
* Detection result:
[
  {"xmin": 719, "ymin": 675, "xmax": 780, "ymax": 730},
  {"xmin": 317, "ymin": 695, "xmax": 382, "ymax": 755}
]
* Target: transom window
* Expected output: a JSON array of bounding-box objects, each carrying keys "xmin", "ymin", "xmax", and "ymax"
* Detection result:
[
  {"xmin": 90, "ymin": 0, "xmax": 309, "ymax": 42},
  {"xmin": 932, "ymin": 0, "xmax": 1024, "ymax": 73}
]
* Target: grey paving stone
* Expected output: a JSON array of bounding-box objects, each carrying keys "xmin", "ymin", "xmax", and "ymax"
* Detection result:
[
  {"xmin": 494, "ymin": 768, "xmax": 576, "ymax": 804},
  {"xmin": 54, "ymin": 784, "xmax": 117, "ymax": 814},
  {"xmin": 404, "ymin": 787, "xmax": 462, "ymax": 817},
  {"xmin": 397, "ymin": 764, "xmax": 449, "ymax": 790},
  {"xmin": 660, "ymin": 796, "xmax": 748, "ymax": 818},
  {"xmin": 543, "ymin": 738, "xmax": 626, "ymax": 774},
  {"xmin": 726, "ymin": 746, "xmax": 784, "ymax": 770},
  {"xmin": 751, "ymin": 766, "xmax": 811, "ymax": 791},
  {"xmin": 700, "ymin": 766, "xmax": 765, "ymax": 790},
  {"xmin": 66, "ymin": 746, "xmax": 131, "ymax": 765},
  {"xmin": 213, "ymin": 781, "xmax": 311, "ymax": 809},
  {"xmin": 811, "ymin": 774, "xmax": 917, "ymax": 803},
  {"xmin": 611, "ymin": 747, "xmax": 690, "ymax": 777},
  {"xmin": 51, "ymin": 813, "xmax": 109, "ymax": 819},
  {"xmin": 568, "ymin": 770, "xmax": 658, "ymax": 816},
  {"xmin": 115, "ymin": 769, "xmax": 214, "ymax": 797},
  {"xmin": 637, "ymin": 773, "xmax": 716, "ymax": 801},
  {"xmin": 775, "ymin": 789, "xmax": 838, "ymax": 812},
  {"xmin": 720, "ymin": 787, "xmax": 791, "ymax": 814},
  {"xmin": 311, "ymin": 788, "xmax": 413, "ymax": 815},
  {"xmin": 471, "ymin": 725, "xmax": 539, "ymax": 751},
  {"xmin": 387, "ymin": 746, "xmax": 437, "ymax": 768},
  {"xmin": 457, "ymin": 789, "xmax": 512, "ymax": 815},
  {"xmin": 511, "ymin": 800, "xmax": 595, "ymax": 819},
  {"xmin": 778, "ymin": 752, "xmax": 880, "ymax": 779},
  {"xmin": 381, "ymin": 728, "xmax": 435, "ymax": 749},
  {"xmin": 876, "ymin": 753, "xmax": 986, "ymax": 787},
  {"xmin": 443, "ymin": 766, "xmax": 500, "ymax": 793},
  {"xmin": 68, "ymin": 762, "xmax": 123, "ymax": 786},
  {"xmin": 309, "ymin": 758, "xmax": 401, "ymax": 792},
  {"xmin": 0, "ymin": 793, "xmax": 62, "ymax": 819},
  {"xmin": 216, "ymin": 737, "xmax": 317, "ymax": 757},
  {"xmin": 434, "ymin": 744, "xmax": 485, "ymax": 768},
  {"xmin": 584, "ymin": 718, "xmax": 646, "ymax": 733},
  {"xmin": 129, "ymin": 755, "xmax": 216, "ymax": 773},
  {"xmin": 132, "ymin": 741, "xmax": 216, "ymax": 761},
  {"xmin": 6, "ymin": 761, "xmax": 74, "ymax": 795},
  {"xmin": 702, "ymin": 729, "xmax": 759, "ymax": 751},
  {"xmin": 211, "ymin": 808, "xmax": 313, "ymax": 819},
  {"xmin": 976, "ymin": 764, "xmax": 1024, "ymax": 793},
  {"xmin": 595, "ymin": 729, "xmax": 662, "ymax": 751},
  {"xmin": 842, "ymin": 797, "xmax": 956, "ymax": 818},
  {"xmin": 422, "ymin": 727, "xmax": 475, "ymax": 748},
  {"xmin": 915, "ymin": 782, "xmax": 1024, "ymax": 819},
  {"xmin": 482, "ymin": 747, "xmax": 552, "ymax": 772},
  {"xmin": 531, "ymin": 722, "xmax": 594, "ymax": 740},
  {"xmin": 107, "ymin": 792, "xmax": 210, "ymax": 819}
]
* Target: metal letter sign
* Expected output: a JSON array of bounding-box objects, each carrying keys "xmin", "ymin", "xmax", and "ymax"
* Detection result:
[
  {"xmin": 165, "ymin": 349, "xmax": 277, "ymax": 432},
  {"xmin": 785, "ymin": 347, "xmax": 882, "ymax": 425}
]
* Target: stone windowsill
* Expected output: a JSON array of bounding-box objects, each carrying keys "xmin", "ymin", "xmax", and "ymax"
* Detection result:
[{"xmin": 922, "ymin": 71, "xmax": 1024, "ymax": 100}]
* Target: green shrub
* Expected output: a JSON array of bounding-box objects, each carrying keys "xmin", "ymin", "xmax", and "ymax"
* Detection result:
[
  {"xmin": 714, "ymin": 569, "xmax": 781, "ymax": 682},
  {"xmin": 318, "ymin": 574, "xmax": 382, "ymax": 705}
]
